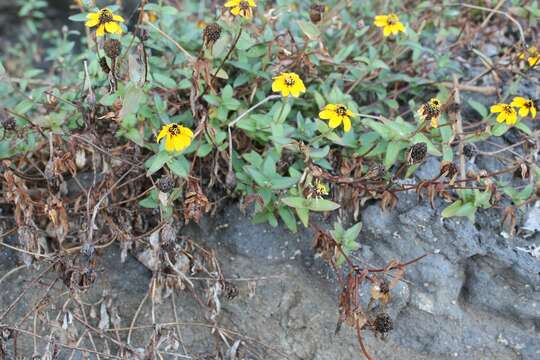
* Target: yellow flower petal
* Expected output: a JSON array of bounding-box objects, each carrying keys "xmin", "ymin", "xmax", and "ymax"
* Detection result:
[
  {"xmin": 224, "ymin": 0, "xmax": 239, "ymax": 7},
  {"xmin": 490, "ymin": 104, "xmax": 504, "ymax": 113},
  {"xmin": 87, "ymin": 13, "xmax": 99, "ymax": 20},
  {"xmin": 180, "ymin": 127, "xmax": 194, "ymax": 138},
  {"xmin": 156, "ymin": 125, "xmax": 171, "ymax": 143},
  {"xmin": 342, "ymin": 117, "xmax": 352, "ymax": 132},
  {"xmin": 319, "ymin": 109, "xmax": 334, "ymax": 120},
  {"xmin": 85, "ymin": 18, "xmax": 99, "ymax": 27},
  {"xmin": 328, "ymin": 116, "xmax": 341, "ymax": 129},
  {"xmin": 324, "ymin": 104, "xmax": 337, "ymax": 111},
  {"xmin": 496, "ymin": 113, "xmax": 506, "ymax": 123},
  {"xmin": 431, "ymin": 116, "xmax": 439, "ymax": 128},
  {"xmin": 511, "ymin": 97, "xmax": 526, "ymax": 107},
  {"xmin": 230, "ymin": 6, "xmax": 241, "ymax": 15},
  {"xmin": 175, "ymin": 135, "xmax": 191, "ymax": 151},
  {"xmin": 518, "ymin": 107, "xmax": 529, "ymax": 117},
  {"xmin": 383, "ymin": 27, "xmax": 392, "ymax": 37},
  {"xmin": 113, "ymin": 15, "xmax": 125, "ymax": 22},
  {"xmin": 164, "ymin": 136, "xmax": 176, "ymax": 152},
  {"xmin": 248, "ymin": 0, "xmax": 257, "ymax": 6},
  {"xmin": 105, "ymin": 21, "xmax": 122, "ymax": 34},
  {"xmin": 374, "ymin": 16, "xmax": 387, "ymax": 27},
  {"xmin": 96, "ymin": 24, "xmax": 106, "ymax": 37},
  {"xmin": 506, "ymin": 113, "xmax": 517, "ymax": 125},
  {"xmin": 531, "ymin": 106, "xmax": 536, "ymax": 118}
]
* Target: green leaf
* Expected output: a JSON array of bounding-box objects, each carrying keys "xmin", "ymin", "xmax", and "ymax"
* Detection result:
[
  {"xmin": 307, "ymin": 198, "xmax": 340, "ymax": 212},
  {"xmin": 145, "ymin": 151, "xmax": 170, "ymax": 176},
  {"xmin": 295, "ymin": 207, "xmax": 310, "ymax": 227},
  {"xmin": 384, "ymin": 141, "xmax": 405, "ymax": 169},
  {"xmin": 167, "ymin": 156, "xmax": 190, "ymax": 178},
  {"xmin": 278, "ymin": 206, "xmax": 297, "ymax": 233},
  {"xmin": 68, "ymin": 13, "xmax": 88, "ymax": 22},
  {"xmin": 491, "ymin": 123, "xmax": 509, "ymax": 136},
  {"xmin": 467, "ymin": 99, "xmax": 488, "ymax": 118},
  {"xmin": 515, "ymin": 122, "xmax": 533, "ymax": 135},
  {"xmin": 297, "ymin": 20, "xmax": 320, "ymax": 40},
  {"xmin": 282, "ymin": 196, "xmax": 310, "ymax": 209},
  {"xmin": 441, "ymin": 200, "xmax": 463, "ymax": 218}
]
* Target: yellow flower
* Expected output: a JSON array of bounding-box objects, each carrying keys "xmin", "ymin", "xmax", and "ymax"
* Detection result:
[
  {"xmin": 511, "ymin": 97, "xmax": 537, "ymax": 118},
  {"xmin": 417, "ymin": 98, "xmax": 442, "ymax": 128},
  {"xmin": 224, "ymin": 0, "xmax": 256, "ymax": 18},
  {"xmin": 374, "ymin": 14, "xmax": 406, "ymax": 37},
  {"xmin": 313, "ymin": 179, "xmax": 329, "ymax": 198},
  {"xmin": 519, "ymin": 47, "xmax": 540, "ymax": 67},
  {"xmin": 319, "ymin": 104, "xmax": 354, "ymax": 132},
  {"xmin": 156, "ymin": 123, "xmax": 193, "ymax": 152},
  {"xmin": 85, "ymin": 8, "xmax": 125, "ymax": 37},
  {"xmin": 272, "ymin": 72, "xmax": 306, "ymax": 98},
  {"xmin": 490, "ymin": 103, "xmax": 518, "ymax": 125}
]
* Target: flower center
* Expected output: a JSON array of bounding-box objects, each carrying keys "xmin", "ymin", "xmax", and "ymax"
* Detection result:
[
  {"xmin": 387, "ymin": 15, "xmax": 397, "ymax": 25},
  {"xmin": 336, "ymin": 106, "xmax": 347, "ymax": 116},
  {"xmin": 284, "ymin": 77, "xmax": 295, "ymax": 87},
  {"xmin": 99, "ymin": 9, "xmax": 114, "ymax": 24},
  {"xmin": 503, "ymin": 105, "xmax": 513, "ymax": 114},
  {"xmin": 524, "ymin": 101, "xmax": 532, "ymax": 108},
  {"xmin": 168, "ymin": 124, "xmax": 181, "ymax": 136},
  {"xmin": 239, "ymin": 1, "xmax": 250, "ymax": 9}
]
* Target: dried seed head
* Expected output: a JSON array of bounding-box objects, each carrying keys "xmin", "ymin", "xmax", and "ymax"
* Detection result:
[
  {"xmin": 407, "ymin": 142, "xmax": 427, "ymax": 165},
  {"xmin": 439, "ymin": 161, "xmax": 458, "ymax": 180},
  {"xmin": 310, "ymin": 4, "xmax": 325, "ymax": 23},
  {"xmin": 99, "ymin": 57, "xmax": 111, "ymax": 74},
  {"xmin": 373, "ymin": 313, "xmax": 393, "ymax": 334},
  {"xmin": 203, "ymin": 23, "xmax": 222, "ymax": 48},
  {"xmin": 365, "ymin": 163, "xmax": 385, "ymax": 180},
  {"xmin": 160, "ymin": 222, "xmax": 176, "ymax": 245},
  {"xmin": 1, "ymin": 116, "xmax": 16, "ymax": 131},
  {"xmin": 156, "ymin": 175, "xmax": 175, "ymax": 193},
  {"xmin": 223, "ymin": 281, "xmax": 239, "ymax": 300},
  {"xmin": 104, "ymin": 39, "xmax": 122, "ymax": 59},
  {"xmin": 462, "ymin": 143, "xmax": 477, "ymax": 159}
]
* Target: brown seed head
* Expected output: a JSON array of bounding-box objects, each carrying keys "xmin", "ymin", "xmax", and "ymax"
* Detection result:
[
  {"xmin": 104, "ymin": 39, "xmax": 122, "ymax": 59},
  {"xmin": 156, "ymin": 175, "xmax": 175, "ymax": 193},
  {"xmin": 407, "ymin": 143, "xmax": 427, "ymax": 165}
]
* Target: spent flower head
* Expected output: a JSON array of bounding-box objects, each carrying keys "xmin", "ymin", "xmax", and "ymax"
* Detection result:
[
  {"xmin": 156, "ymin": 123, "xmax": 193, "ymax": 152},
  {"xmin": 417, "ymin": 98, "xmax": 442, "ymax": 128},
  {"xmin": 374, "ymin": 14, "xmax": 406, "ymax": 37},
  {"xmin": 272, "ymin": 72, "xmax": 306, "ymax": 98},
  {"xmin": 319, "ymin": 104, "xmax": 355, "ymax": 132},
  {"xmin": 224, "ymin": 0, "xmax": 256, "ymax": 19},
  {"xmin": 85, "ymin": 8, "xmax": 125, "ymax": 37}
]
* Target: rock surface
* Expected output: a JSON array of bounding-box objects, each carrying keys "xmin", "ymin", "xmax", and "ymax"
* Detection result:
[{"xmin": 2, "ymin": 194, "xmax": 540, "ymax": 360}]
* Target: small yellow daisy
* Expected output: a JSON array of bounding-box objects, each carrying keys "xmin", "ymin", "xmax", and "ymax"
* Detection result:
[
  {"xmin": 224, "ymin": 0, "xmax": 256, "ymax": 18},
  {"xmin": 85, "ymin": 8, "xmax": 125, "ymax": 37},
  {"xmin": 374, "ymin": 14, "xmax": 406, "ymax": 37},
  {"xmin": 490, "ymin": 103, "xmax": 518, "ymax": 125},
  {"xmin": 511, "ymin": 97, "xmax": 537, "ymax": 119},
  {"xmin": 272, "ymin": 72, "xmax": 306, "ymax": 98},
  {"xmin": 156, "ymin": 123, "xmax": 194, "ymax": 152},
  {"xmin": 319, "ymin": 104, "xmax": 354, "ymax": 132},
  {"xmin": 519, "ymin": 47, "xmax": 540, "ymax": 67}
]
